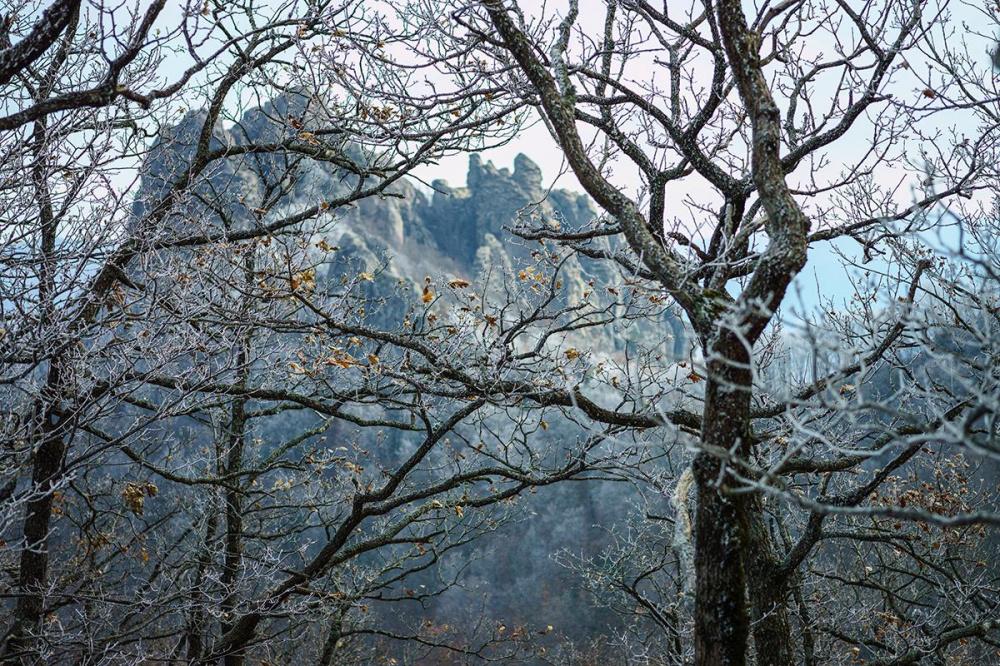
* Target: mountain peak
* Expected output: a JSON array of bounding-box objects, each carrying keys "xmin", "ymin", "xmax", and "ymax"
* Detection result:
[
  {"xmin": 513, "ymin": 153, "xmax": 542, "ymax": 188},
  {"xmin": 467, "ymin": 152, "xmax": 543, "ymax": 191}
]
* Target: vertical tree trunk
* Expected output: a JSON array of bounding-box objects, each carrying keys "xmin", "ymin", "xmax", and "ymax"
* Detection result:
[
  {"xmin": 693, "ymin": 340, "xmax": 796, "ymax": 666},
  {"xmin": 692, "ymin": 348, "xmax": 753, "ymax": 666},
  {"xmin": 6, "ymin": 117, "xmax": 66, "ymax": 661},
  {"xmin": 184, "ymin": 509, "xmax": 219, "ymax": 661},
  {"xmin": 692, "ymin": 469, "xmax": 749, "ymax": 666},
  {"xmin": 7, "ymin": 363, "xmax": 67, "ymax": 659},
  {"xmin": 319, "ymin": 613, "xmax": 344, "ymax": 666},
  {"xmin": 792, "ymin": 574, "xmax": 818, "ymax": 666},
  {"xmin": 743, "ymin": 495, "xmax": 795, "ymax": 666},
  {"xmin": 220, "ymin": 392, "xmax": 247, "ymax": 666},
  {"xmin": 219, "ymin": 253, "xmax": 253, "ymax": 666}
]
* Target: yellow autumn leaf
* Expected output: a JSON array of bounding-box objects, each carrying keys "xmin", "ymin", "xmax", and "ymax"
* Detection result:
[
  {"xmin": 421, "ymin": 287, "xmax": 434, "ymax": 303},
  {"xmin": 358, "ymin": 272, "xmax": 375, "ymax": 282},
  {"xmin": 290, "ymin": 268, "xmax": 316, "ymax": 292},
  {"xmin": 448, "ymin": 278, "xmax": 471, "ymax": 289},
  {"xmin": 325, "ymin": 350, "xmax": 356, "ymax": 369},
  {"xmin": 564, "ymin": 348, "xmax": 580, "ymax": 361},
  {"xmin": 122, "ymin": 482, "xmax": 147, "ymax": 516}
]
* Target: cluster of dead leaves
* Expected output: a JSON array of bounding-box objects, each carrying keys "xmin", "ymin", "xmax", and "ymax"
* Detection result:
[
  {"xmin": 290, "ymin": 268, "xmax": 316, "ymax": 292},
  {"xmin": 122, "ymin": 482, "xmax": 158, "ymax": 516}
]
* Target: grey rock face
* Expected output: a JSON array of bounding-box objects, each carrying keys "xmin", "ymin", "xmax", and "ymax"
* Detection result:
[
  {"xmin": 129, "ymin": 95, "xmax": 687, "ymax": 650},
  {"xmin": 135, "ymin": 94, "xmax": 686, "ymax": 360},
  {"xmin": 418, "ymin": 152, "xmax": 592, "ymax": 268},
  {"xmin": 135, "ymin": 91, "xmax": 598, "ymax": 286}
]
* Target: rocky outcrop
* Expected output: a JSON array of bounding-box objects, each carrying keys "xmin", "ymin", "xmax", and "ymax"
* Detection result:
[
  {"xmin": 418, "ymin": 152, "xmax": 591, "ymax": 268},
  {"xmin": 136, "ymin": 93, "xmax": 683, "ymax": 356}
]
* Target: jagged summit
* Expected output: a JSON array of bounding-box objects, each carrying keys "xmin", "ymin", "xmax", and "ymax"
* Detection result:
[
  {"xmin": 421, "ymin": 153, "xmax": 591, "ymax": 266},
  {"xmin": 134, "ymin": 96, "xmax": 648, "ymax": 337},
  {"xmin": 467, "ymin": 152, "xmax": 542, "ymax": 189},
  {"xmin": 133, "ymin": 93, "xmax": 661, "ymax": 335},
  {"xmin": 135, "ymin": 89, "xmax": 594, "ymax": 270}
]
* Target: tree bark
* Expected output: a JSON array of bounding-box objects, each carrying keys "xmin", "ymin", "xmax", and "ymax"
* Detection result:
[
  {"xmin": 220, "ymin": 392, "xmax": 247, "ymax": 666},
  {"xmin": 693, "ymin": 339, "xmax": 796, "ymax": 666},
  {"xmin": 7, "ymin": 363, "xmax": 67, "ymax": 660},
  {"xmin": 219, "ymin": 256, "xmax": 253, "ymax": 666},
  {"xmin": 692, "ymin": 347, "xmax": 752, "ymax": 666},
  {"xmin": 743, "ymin": 496, "xmax": 795, "ymax": 666},
  {"xmin": 5, "ymin": 116, "xmax": 67, "ymax": 661}
]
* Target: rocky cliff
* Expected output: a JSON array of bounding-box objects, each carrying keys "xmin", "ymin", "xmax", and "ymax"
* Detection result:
[{"xmin": 136, "ymin": 92, "xmax": 599, "ymax": 298}]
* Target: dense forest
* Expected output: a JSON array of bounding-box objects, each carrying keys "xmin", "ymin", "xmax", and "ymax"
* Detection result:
[{"xmin": 1, "ymin": 1, "xmax": 999, "ymax": 664}]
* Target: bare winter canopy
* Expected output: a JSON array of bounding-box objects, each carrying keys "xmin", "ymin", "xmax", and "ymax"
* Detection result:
[{"xmin": 1, "ymin": 0, "xmax": 999, "ymax": 664}]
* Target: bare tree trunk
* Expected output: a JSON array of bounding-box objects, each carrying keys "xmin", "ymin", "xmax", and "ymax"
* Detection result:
[
  {"xmin": 692, "ymin": 470, "xmax": 749, "ymax": 666},
  {"xmin": 6, "ymin": 117, "xmax": 67, "ymax": 661},
  {"xmin": 791, "ymin": 574, "xmax": 817, "ymax": 666},
  {"xmin": 220, "ymin": 392, "xmax": 247, "ymax": 666},
  {"xmin": 743, "ymin": 497, "xmax": 795, "ymax": 666},
  {"xmin": 220, "ymin": 254, "xmax": 253, "ymax": 666},
  {"xmin": 184, "ymin": 510, "xmax": 220, "ymax": 661},
  {"xmin": 693, "ymin": 341, "xmax": 796, "ymax": 666},
  {"xmin": 692, "ymin": 349, "xmax": 752, "ymax": 666},
  {"xmin": 8, "ymin": 363, "xmax": 67, "ymax": 659},
  {"xmin": 319, "ymin": 613, "xmax": 344, "ymax": 666}
]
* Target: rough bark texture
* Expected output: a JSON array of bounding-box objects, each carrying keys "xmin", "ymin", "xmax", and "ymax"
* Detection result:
[
  {"xmin": 220, "ymin": 394, "xmax": 247, "ymax": 666},
  {"xmin": 743, "ymin": 496, "xmax": 795, "ymax": 666},
  {"xmin": 0, "ymin": 0, "xmax": 81, "ymax": 86},
  {"xmin": 706, "ymin": 2, "xmax": 811, "ymax": 661},
  {"xmin": 5, "ymin": 116, "xmax": 67, "ymax": 661},
  {"xmin": 693, "ymin": 347, "xmax": 752, "ymax": 665},
  {"xmin": 7, "ymin": 363, "xmax": 67, "ymax": 659}
]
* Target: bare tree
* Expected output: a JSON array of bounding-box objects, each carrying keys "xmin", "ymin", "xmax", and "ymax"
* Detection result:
[
  {"xmin": 1, "ymin": 1, "xmax": 645, "ymax": 662},
  {"xmin": 0, "ymin": 0, "xmax": 548, "ymax": 661},
  {"xmin": 405, "ymin": 0, "xmax": 1000, "ymax": 664}
]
